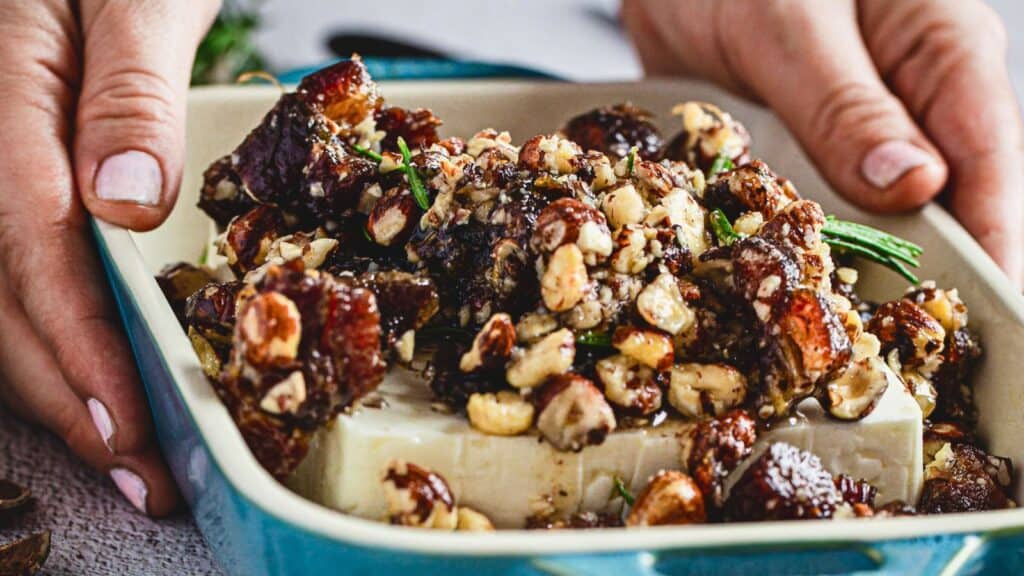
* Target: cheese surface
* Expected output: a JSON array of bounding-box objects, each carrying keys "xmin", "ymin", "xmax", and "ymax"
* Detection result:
[{"xmin": 289, "ymin": 366, "xmax": 922, "ymax": 528}]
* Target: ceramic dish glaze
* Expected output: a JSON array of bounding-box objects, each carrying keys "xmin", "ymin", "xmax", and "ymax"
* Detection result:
[{"xmin": 93, "ymin": 79, "xmax": 1024, "ymax": 576}]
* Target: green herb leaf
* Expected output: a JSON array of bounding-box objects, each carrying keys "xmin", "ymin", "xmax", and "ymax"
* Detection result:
[
  {"xmin": 352, "ymin": 143, "xmax": 383, "ymax": 163},
  {"xmin": 707, "ymin": 154, "xmax": 735, "ymax": 178},
  {"xmin": 362, "ymin": 225, "xmax": 374, "ymax": 243},
  {"xmin": 613, "ymin": 476, "xmax": 636, "ymax": 507},
  {"xmin": 821, "ymin": 216, "xmax": 922, "ymax": 284},
  {"xmin": 397, "ymin": 136, "xmax": 431, "ymax": 211},
  {"xmin": 576, "ymin": 330, "xmax": 613, "ymax": 348},
  {"xmin": 198, "ymin": 244, "xmax": 209, "ymax": 266},
  {"xmin": 626, "ymin": 146, "xmax": 639, "ymax": 176},
  {"xmin": 709, "ymin": 208, "xmax": 740, "ymax": 247}
]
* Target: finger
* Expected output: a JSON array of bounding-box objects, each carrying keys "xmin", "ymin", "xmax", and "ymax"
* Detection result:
[
  {"xmin": 860, "ymin": 0, "xmax": 1024, "ymax": 284},
  {"xmin": 635, "ymin": 0, "xmax": 949, "ymax": 211},
  {"xmin": 0, "ymin": 276, "xmax": 180, "ymax": 516},
  {"xmin": 75, "ymin": 0, "xmax": 219, "ymax": 231}
]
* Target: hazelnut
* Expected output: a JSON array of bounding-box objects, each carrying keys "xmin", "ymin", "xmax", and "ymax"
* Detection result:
[
  {"xmin": 460, "ymin": 313, "xmax": 517, "ymax": 372},
  {"xmin": 668, "ymin": 363, "xmax": 747, "ymax": 418},
  {"xmin": 219, "ymin": 206, "xmax": 286, "ymax": 275},
  {"xmin": 664, "ymin": 101, "xmax": 751, "ymax": 173},
  {"xmin": 531, "ymin": 198, "xmax": 612, "ymax": 262},
  {"xmin": 367, "ymin": 186, "xmax": 418, "ymax": 246},
  {"xmin": 456, "ymin": 507, "xmax": 495, "ymax": 531},
  {"xmin": 188, "ymin": 327, "xmax": 223, "ymax": 379},
  {"xmin": 259, "ymin": 370, "xmax": 307, "ymax": 415},
  {"xmin": 383, "ymin": 460, "xmax": 458, "ymax": 530},
  {"xmin": 541, "ymin": 244, "xmax": 589, "ymax": 312},
  {"xmin": 518, "ymin": 134, "xmax": 583, "ymax": 174},
  {"xmin": 466, "ymin": 391, "xmax": 535, "ymax": 436},
  {"xmin": 594, "ymin": 354, "xmax": 663, "ymax": 415},
  {"xmin": 867, "ymin": 300, "xmax": 946, "ymax": 371},
  {"xmin": 609, "ymin": 226, "xmax": 652, "ymax": 274},
  {"xmin": 612, "ymin": 326, "xmax": 674, "ymax": 370},
  {"xmin": 506, "ymin": 328, "xmax": 576, "ymax": 389},
  {"xmin": 636, "ymin": 273, "xmax": 696, "ymax": 336},
  {"xmin": 534, "ymin": 374, "xmax": 616, "ymax": 451},
  {"xmin": 237, "ymin": 292, "xmax": 302, "ymax": 369},
  {"xmin": 601, "ymin": 184, "xmax": 647, "ymax": 229},
  {"xmin": 626, "ymin": 470, "xmax": 706, "ymax": 527},
  {"xmin": 822, "ymin": 355, "xmax": 891, "ymax": 421},
  {"xmin": 515, "ymin": 313, "xmax": 560, "ymax": 344},
  {"xmin": 904, "ymin": 282, "xmax": 969, "ymax": 334}
]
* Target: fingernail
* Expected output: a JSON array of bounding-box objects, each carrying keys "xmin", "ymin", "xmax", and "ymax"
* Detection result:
[
  {"xmin": 94, "ymin": 150, "xmax": 162, "ymax": 205},
  {"xmin": 87, "ymin": 398, "xmax": 116, "ymax": 453},
  {"xmin": 862, "ymin": 141, "xmax": 937, "ymax": 189},
  {"xmin": 110, "ymin": 468, "xmax": 148, "ymax": 514}
]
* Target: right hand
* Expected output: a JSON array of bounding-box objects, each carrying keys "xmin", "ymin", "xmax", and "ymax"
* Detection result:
[{"xmin": 0, "ymin": 0, "xmax": 219, "ymax": 515}]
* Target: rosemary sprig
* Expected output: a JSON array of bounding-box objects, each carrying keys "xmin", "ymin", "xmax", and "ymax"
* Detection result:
[
  {"xmin": 613, "ymin": 476, "xmax": 635, "ymax": 507},
  {"xmin": 709, "ymin": 208, "xmax": 740, "ymax": 246},
  {"xmin": 821, "ymin": 216, "xmax": 922, "ymax": 284},
  {"xmin": 707, "ymin": 154, "xmax": 735, "ymax": 178},
  {"xmin": 575, "ymin": 330, "xmax": 613, "ymax": 348},
  {"xmin": 351, "ymin": 143, "xmax": 383, "ymax": 163},
  {"xmin": 396, "ymin": 136, "xmax": 431, "ymax": 210},
  {"xmin": 362, "ymin": 225, "xmax": 373, "ymax": 243},
  {"xmin": 626, "ymin": 146, "xmax": 639, "ymax": 176}
]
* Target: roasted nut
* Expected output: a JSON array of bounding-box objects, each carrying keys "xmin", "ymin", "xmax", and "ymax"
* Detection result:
[
  {"xmin": 724, "ymin": 442, "xmax": 846, "ymax": 521},
  {"xmin": 518, "ymin": 134, "xmax": 584, "ymax": 175},
  {"xmin": 594, "ymin": 354, "xmax": 664, "ymax": 415},
  {"xmin": 637, "ymin": 273, "xmax": 696, "ymax": 336},
  {"xmin": 466, "ymin": 391, "xmax": 535, "ymax": 436},
  {"xmin": 612, "ymin": 326, "xmax": 674, "ymax": 370},
  {"xmin": 702, "ymin": 160, "xmax": 797, "ymax": 220},
  {"xmin": 924, "ymin": 421, "xmax": 976, "ymax": 462},
  {"xmin": 534, "ymin": 374, "xmax": 616, "ymax": 451},
  {"xmin": 609, "ymin": 226, "xmax": 652, "ymax": 274},
  {"xmin": 198, "ymin": 154, "xmax": 255, "ymax": 227},
  {"xmin": 561, "ymin": 103, "xmax": 663, "ymax": 161},
  {"xmin": 821, "ymin": 354, "xmax": 891, "ymax": 421},
  {"xmin": 601, "ymin": 183, "xmax": 647, "ymax": 229},
  {"xmin": 932, "ymin": 327, "xmax": 982, "ymax": 423},
  {"xmin": 456, "ymin": 507, "xmax": 496, "ymax": 531},
  {"xmin": 156, "ymin": 262, "xmax": 214, "ymax": 326},
  {"xmin": 367, "ymin": 186, "xmax": 419, "ymax": 246},
  {"xmin": 237, "ymin": 292, "xmax": 303, "ymax": 369},
  {"xmin": 383, "ymin": 460, "xmax": 458, "ymax": 529},
  {"xmin": 532, "ymin": 198, "xmax": 612, "ymax": 263},
  {"xmin": 460, "ymin": 313, "xmax": 517, "ymax": 372},
  {"xmin": 731, "ymin": 236, "xmax": 800, "ymax": 323},
  {"xmin": 919, "ymin": 443, "xmax": 1013, "ymax": 514},
  {"xmin": 626, "ymin": 470, "xmax": 706, "ymax": 527},
  {"xmin": 375, "ymin": 106, "xmax": 442, "ymax": 152},
  {"xmin": 245, "ymin": 231, "xmax": 340, "ymax": 283},
  {"xmin": 259, "ymin": 371, "xmax": 308, "ymax": 415},
  {"xmin": 506, "ymin": 329, "xmax": 576, "ymax": 389},
  {"xmin": 515, "ymin": 313, "xmax": 560, "ymax": 344},
  {"xmin": 541, "ymin": 244, "xmax": 589, "ymax": 312},
  {"xmin": 663, "ymin": 101, "xmax": 751, "ymax": 172},
  {"xmin": 905, "ymin": 282, "xmax": 968, "ymax": 334},
  {"xmin": 668, "ymin": 363, "xmax": 747, "ymax": 418},
  {"xmin": 0, "ymin": 531, "xmax": 51, "ymax": 576},
  {"xmin": 684, "ymin": 409, "xmax": 757, "ymax": 508},
  {"xmin": 189, "ymin": 327, "xmax": 225, "ymax": 379},
  {"xmin": 867, "ymin": 300, "xmax": 946, "ymax": 371}
]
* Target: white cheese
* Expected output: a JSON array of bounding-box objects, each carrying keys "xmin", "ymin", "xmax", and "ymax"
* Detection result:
[{"xmin": 289, "ymin": 366, "xmax": 922, "ymax": 528}]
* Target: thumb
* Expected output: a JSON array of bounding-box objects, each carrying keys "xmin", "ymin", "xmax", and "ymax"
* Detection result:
[{"xmin": 75, "ymin": 0, "xmax": 219, "ymax": 232}]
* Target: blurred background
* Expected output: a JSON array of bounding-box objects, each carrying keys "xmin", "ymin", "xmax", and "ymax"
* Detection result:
[{"xmin": 197, "ymin": 0, "xmax": 1022, "ymax": 97}]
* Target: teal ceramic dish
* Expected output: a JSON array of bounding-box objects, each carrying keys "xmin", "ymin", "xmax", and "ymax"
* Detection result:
[{"xmin": 93, "ymin": 74, "xmax": 1024, "ymax": 575}]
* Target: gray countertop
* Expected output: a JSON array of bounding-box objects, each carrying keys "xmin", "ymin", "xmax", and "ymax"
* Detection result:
[{"xmin": 2, "ymin": 1, "xmax": 1021, "ymax": 574}]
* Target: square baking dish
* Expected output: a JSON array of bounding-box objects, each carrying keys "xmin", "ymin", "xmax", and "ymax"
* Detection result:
[{"xmin": 93, "ymin": 79, "xmax": 1024, "ymax": 575}]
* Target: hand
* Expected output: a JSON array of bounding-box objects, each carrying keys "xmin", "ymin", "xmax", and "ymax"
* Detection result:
[
  {"xmin": 0, "ymin": 0, "xmax": 219, "ymax": 515},
  {"xmin": 623, "ymin": 0, "xmax": 1024, "ymax": 287}
]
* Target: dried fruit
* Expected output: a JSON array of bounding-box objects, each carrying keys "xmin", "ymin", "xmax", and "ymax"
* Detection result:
[
  {"xmin": 867, "ymin": 300, "xmax": 946, "ymax": 370},
  {"xmin": 723, "ymin": 442, "xmax": 845, "ymax": 521},
  {"xmin": 367, "ymin": 185, "xmax": 419, "ymax": 246},
  {"xmin": 561, "ymin": 103, "xmax": 663, "ymax": 161},
  {"xmin": 155, "ymin": 262, "xmax": 214, "ymax": 326},
  {"xmin": 626, "ymin": 470, "xmax": 706, "ymax": 527},
  {"xmin": 534, "ymin": 373, "xmax": 616, "ymax": 451},
  {"xmin": 375, "ymin": 106, "xmax": 442, "ymax": 152},
  {"xmin": 701, "ymin": 160, "xmax": 794, "ymax": 220},
  {"xmin": 919, "ymin": 443, "xmax": 1013, "ymax": 514},
  {"xmin": 684, "ymin": 409, "xmax": 757, "ymax": 508},
  {"xmin": 664, "ymin": 101, "xmax": 751, "ymax": 173},
  {"xmin": 220, "ymin": 206, "xmax": 287, "ymax": 275},
  {"xmin": 383, "ymin": 460, "xmax": 457, "ymax": 529},
  {"xmin": 0, "ymin": 532, "xmax": 50, "ymax": 576}
]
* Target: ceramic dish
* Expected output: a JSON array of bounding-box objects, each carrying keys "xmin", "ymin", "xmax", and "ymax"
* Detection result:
[{"xmin": 93, "ymin": 79, "xmax": 1024, "ymax": 575}]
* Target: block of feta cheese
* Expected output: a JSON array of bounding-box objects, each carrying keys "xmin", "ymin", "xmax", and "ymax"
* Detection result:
[{"xmin": 288, "ymin": 365, "xmax": 922, "ymax": 528}]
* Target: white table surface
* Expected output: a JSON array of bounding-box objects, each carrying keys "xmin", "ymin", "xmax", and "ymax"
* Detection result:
[{"xmin": 2, "ymin": 1, "xmax": 1021, "ymax": 574}]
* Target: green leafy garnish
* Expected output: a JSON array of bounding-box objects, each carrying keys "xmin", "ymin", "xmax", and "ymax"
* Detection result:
[
  {"xmin": 613, "ymin": 477, "xmax": 635, "ymax": 506},
  {"xmin": 362, "ymin": 225, "xmax": 374, "ymax": 243},
  {"xmin": 709, "ymin": 209, "xmax": 740, "ymax": 247},
  {"xmin": 198, "ymin": 244, "xmax": 209, "ymax": 266},
  {"xmin": 191, "ymin": 2, "xmax": 266, "ymax": 86},
  {"xmin": 822, "ymin": 216, "xmax": 923, "ymax": 284},
  {"xmin": 575, "ymin": 330, "xmax": 613, "ymax": 348},
  {"xmin": 626, "ymin": 146, "xmax": 639, "ymax": 176},
  {"xmin": 397, "ymin": 136, "xmax": 431, "ymax": 211},
  {"xmin": 352, "ymin": 143, "xmax": 383, "ymax": 163},
  {"xmin": 707, "ymin": 154, "xmax": 735, "ymax": 178}
]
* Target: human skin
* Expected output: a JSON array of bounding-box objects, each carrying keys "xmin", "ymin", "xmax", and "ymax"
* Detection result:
[{"xmin": 0, "ymin": 0, "xmax": 1020, "ymax": 515}]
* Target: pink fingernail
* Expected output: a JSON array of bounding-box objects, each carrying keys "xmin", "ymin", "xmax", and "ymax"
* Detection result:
[
  {"xmin": 110, "ymin": 468, "xmax": 148, "ymax": 514},
  {"xmin": 94, "ymin": 150, "xmax": 162, "ymax": 205},
  {"xmin": 87, "ymin": 398, "xmax": 115, "ymax": 453},
  {"xmin": 861, "ymin": 141, "xmax": 937, "ymax": 189}
]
